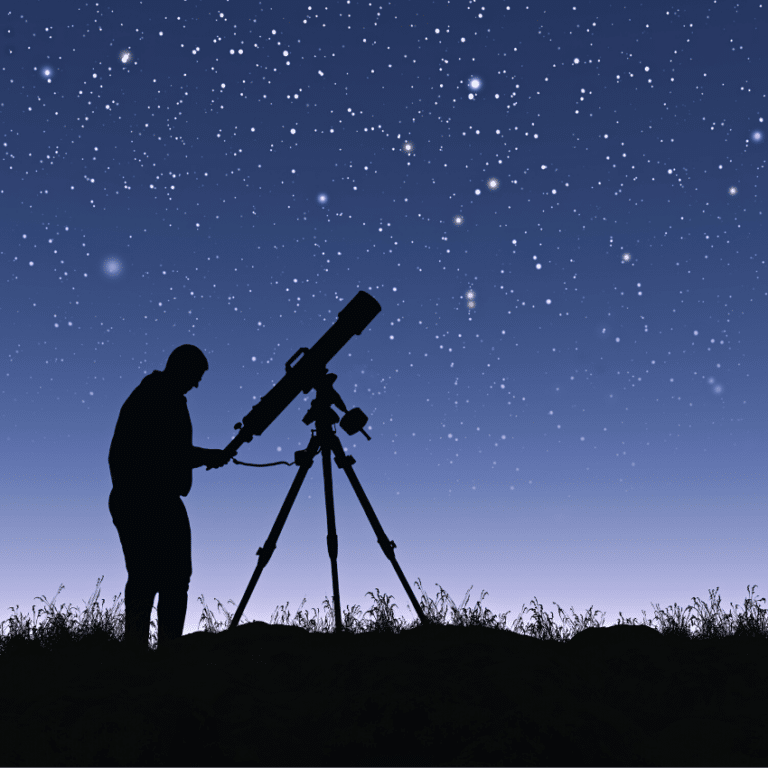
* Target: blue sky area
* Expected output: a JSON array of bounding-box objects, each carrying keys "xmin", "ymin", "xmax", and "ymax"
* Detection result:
[{"xmin": 2, "ymin": 0, "xmax": 767, "ymax": 637}]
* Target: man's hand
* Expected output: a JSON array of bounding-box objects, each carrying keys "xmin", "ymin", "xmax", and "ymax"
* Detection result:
[{"xmin": 204, "ymin": 449, "xmax": 231, "ymax": 469}]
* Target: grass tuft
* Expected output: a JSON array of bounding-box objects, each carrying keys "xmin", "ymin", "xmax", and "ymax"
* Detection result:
[{"xmin": 2, "ymin": 576, "xmax": 768, "ymax": 656}]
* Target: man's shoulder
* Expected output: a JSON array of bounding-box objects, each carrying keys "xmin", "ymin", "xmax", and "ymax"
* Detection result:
[
  {"xmin": 119, "ymin": 371, "xmax": 171, "ymax": 412},
  {"xmin": 141, "ymin": 369, "xmax": 164, "ymax": 387},
  {"xmin": 127, "ymin": 370, "xmax": 167, "ymax": 397}
]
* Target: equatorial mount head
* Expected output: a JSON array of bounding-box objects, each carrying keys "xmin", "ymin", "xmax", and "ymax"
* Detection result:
[{"xmin": 297, "ymin": 371, "xmax": 372, "ymax": 441}]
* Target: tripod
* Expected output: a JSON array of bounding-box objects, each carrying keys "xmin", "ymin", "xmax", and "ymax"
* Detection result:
[{"xmin": 227, "ymin": 372, "xmax": 432, "ymax": 633}]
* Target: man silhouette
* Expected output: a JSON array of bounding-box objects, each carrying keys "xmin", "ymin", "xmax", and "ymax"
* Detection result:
[{"xmin": 108, "ymin": 344, "xmax": 230, "ymax": 652}]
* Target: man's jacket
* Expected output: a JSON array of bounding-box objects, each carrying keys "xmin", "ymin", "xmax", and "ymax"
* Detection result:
[{"xmin": 109, "ymin": 370, "xmax": 195, "ymax": 497}]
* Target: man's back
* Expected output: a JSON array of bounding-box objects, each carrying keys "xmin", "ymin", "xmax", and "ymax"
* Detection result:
[{"xmin": 109, "ymin": 370, "xmax": 195, "ymax": 497}]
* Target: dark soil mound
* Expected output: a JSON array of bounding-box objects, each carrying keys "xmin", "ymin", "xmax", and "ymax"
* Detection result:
[{"xmin": 2, "ymin": 620, "xmax": 767, "ymax": 766}]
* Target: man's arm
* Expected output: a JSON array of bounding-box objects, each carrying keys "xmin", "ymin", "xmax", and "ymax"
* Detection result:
[{"xmin": 190, "ymin": 446, "xmax": 212, "ymax": 468}]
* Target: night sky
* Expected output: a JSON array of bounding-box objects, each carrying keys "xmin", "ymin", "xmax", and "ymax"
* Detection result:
[{"xmin": 2, "ymin": 0, "xmax": 767, "ymax": 640}]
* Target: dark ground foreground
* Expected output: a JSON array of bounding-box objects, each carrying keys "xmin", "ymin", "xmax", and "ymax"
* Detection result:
[{"xmin": 1, "ymin": 620, "xmax": 766, "ymax": 766}]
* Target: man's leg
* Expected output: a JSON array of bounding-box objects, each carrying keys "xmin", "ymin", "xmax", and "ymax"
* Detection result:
[
  {"xmin": 157, "ymin": 577, "xmax": 189, "ymax": 647},
  {"xmin": 156, "ymin": 497, "xmax": 193, "ymax": 649},
  {"xmin": 123, "ymin": 575, "xmax": 157, "ymax": 650},
  {"xmin": 110, "ymin": 489, "xmax": 159, "ymax": 651}
]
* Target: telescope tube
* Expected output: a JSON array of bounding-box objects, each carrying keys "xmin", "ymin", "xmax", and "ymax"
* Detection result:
[{"xmin": 224, "ymin": 290, "xmax": 381, "ymax": 456}]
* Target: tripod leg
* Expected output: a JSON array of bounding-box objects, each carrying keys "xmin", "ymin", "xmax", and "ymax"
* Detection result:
[
  {"xmin": 329, "ymin": 435, "xmax": 432, "ymax": 628},
  {"xmin": 228, "ymin": 436, "xmax": 319, "ymax": 631},
  {"xmin": 321, "ymin": 442, "xmax": 344, "ymax": 633}
]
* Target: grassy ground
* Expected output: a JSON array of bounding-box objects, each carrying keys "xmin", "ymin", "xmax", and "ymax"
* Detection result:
[{"xmin": 1, "ymin": 576, "xmax": 768, "ymax": 656}]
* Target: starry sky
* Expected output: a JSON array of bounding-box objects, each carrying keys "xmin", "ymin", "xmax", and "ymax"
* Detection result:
[{"xmin": 2, "ymin": 0, "xmax": 767, "ymax": 641}]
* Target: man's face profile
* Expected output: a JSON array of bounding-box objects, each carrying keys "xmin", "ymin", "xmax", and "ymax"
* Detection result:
[
  {"xmin": 165, "ymin": 366, "xmax": 206, "ymax": 395},
  {"xmin": 186, "ymin": 369, "xmax": 205, "ymax": 393}
]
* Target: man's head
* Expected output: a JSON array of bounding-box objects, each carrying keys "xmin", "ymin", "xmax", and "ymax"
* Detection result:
[{"xmin": 164, "ymin": 344, "xmax": 209, "ymax": 394}]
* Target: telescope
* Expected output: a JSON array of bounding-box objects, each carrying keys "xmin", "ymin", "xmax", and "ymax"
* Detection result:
[
  {"xmin": 222, "ymin": 290, "xmax": 433, "ymax": 633},
  {"xmin": 222, "ymin": 290, "xmax": 381, "ymax": 460}
]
